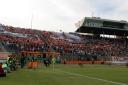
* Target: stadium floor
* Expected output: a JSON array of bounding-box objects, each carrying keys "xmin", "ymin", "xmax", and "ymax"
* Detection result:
[{"xmin": 0, "ymin": 64, "xmax": 128, "ymax": 85}]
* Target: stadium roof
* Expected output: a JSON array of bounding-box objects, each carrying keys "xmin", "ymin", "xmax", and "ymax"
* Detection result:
[{"xmin": 76, "ymin": 17, "xmax": 128, "ymax": 36}]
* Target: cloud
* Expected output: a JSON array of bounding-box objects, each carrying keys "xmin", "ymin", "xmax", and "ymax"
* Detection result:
[
  {"xmin": 86, "ymin": 0, "xmax": 128, "ymax": 20},
  {"xmin": 0, "ymin": 0, "xmax": 128, "ymax": 32}
]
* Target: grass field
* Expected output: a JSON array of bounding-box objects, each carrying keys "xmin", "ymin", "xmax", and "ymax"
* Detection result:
[{"xmin": 0, "ymin": 64, "xmax": 128, "ymax": 85}]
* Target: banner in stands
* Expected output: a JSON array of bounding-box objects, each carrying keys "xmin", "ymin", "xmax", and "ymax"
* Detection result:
[
  {"xmin": 0, "ymin": 52, "xmax": 11, "ymax": 63},
  {"xmin": 0, "ymin": 52, "xmax": 11, "ymax": 59},
  {"xmin": 112, "ymin": 56, "xmax": 128, "ymax": 61},
  {"xmin": 111, "ymin": 56, "xmax": 128, "ymax": 65}
]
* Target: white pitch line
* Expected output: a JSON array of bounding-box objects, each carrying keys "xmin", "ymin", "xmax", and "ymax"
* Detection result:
[{"xmin": 56, "ymin": 69, "xmax": 127, "ymax": 85}]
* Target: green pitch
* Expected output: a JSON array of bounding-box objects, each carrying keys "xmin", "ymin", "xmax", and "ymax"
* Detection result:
[{"xmin": 0, "ymin": 64, "xmax": 128, "ymax": 85}]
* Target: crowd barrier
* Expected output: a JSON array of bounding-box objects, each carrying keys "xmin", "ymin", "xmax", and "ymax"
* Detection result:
[
  {"xmin": 61, "ymin": 61, "xmax": 104, "ymax": 64},
  {"xmin": 27, "ymin": 62, "xmax": 40, "ymax": 69}
]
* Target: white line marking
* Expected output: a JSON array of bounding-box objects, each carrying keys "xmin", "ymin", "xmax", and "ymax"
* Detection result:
[{"xmin": 56, "ymin": 69, "xmax": 127, "ymax": 85}]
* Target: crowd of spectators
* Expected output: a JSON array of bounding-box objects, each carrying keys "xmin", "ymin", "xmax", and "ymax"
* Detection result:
[{"xmin": 0, "ymin": 24, "xmax": 128, "ymax": 61}]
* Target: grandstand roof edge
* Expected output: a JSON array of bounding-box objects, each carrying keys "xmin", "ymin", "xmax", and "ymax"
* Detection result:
[{"xmin": 85, "ymin": 17, "xmax": 128, "ymax": 24}]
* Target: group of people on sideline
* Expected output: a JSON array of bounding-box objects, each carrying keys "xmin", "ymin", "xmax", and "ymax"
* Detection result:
[
  {"xmin": 0, "ymin": 56, "xmax": 17, "ymax": 77},
  {"xmin": 0, "ymin": 53, "xmax": 61, "ymax": 77}
]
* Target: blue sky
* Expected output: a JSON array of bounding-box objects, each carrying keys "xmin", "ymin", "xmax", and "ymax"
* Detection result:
[{"xmin": 0, "ymin": 0, "xmax": 128, "ymax": 32}]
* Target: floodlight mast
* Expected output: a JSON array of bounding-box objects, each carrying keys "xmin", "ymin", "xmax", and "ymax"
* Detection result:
[{"xmin": 31, "ymin": 14, "xmax": 33, "ymax": 29}]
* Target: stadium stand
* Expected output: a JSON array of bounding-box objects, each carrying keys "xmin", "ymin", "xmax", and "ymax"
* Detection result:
[{"xmin": 0, "ymin": 17, "xmax": 128, "ymax": 65}]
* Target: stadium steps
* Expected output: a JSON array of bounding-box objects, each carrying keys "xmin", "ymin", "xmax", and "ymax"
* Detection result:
[
  {"xmin": 35, "ymin": 31, "xmax": 56, "ymax": 52},
  {"xmin": 0, "ymin": 41, "xmax": 15, "ymax": 53}
]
